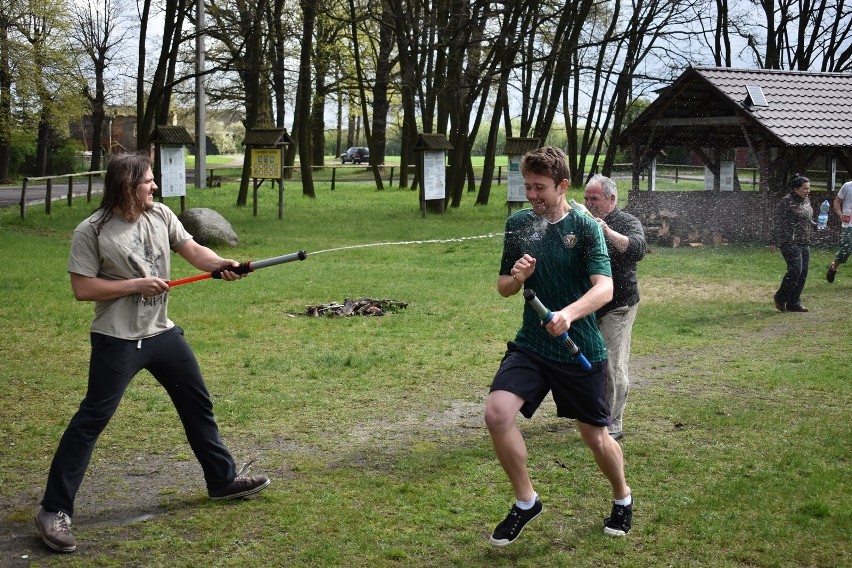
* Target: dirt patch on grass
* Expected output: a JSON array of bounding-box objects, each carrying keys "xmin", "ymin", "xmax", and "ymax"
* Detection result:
[
  {"xmin": 0, "ymin": 312, "xmax": 812, "ymax": 564},
  {"xmin": 348, "ymin": 400, "xmax": 482, "ymax": 445},
  {"xmin": 641, "ymin": 276, "xmax": 769, "ymax": 304}
]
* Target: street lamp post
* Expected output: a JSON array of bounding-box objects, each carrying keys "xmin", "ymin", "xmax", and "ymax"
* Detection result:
[{"xmin": 194, "ymin": 0, "xmax": 207, "ymax": 188}]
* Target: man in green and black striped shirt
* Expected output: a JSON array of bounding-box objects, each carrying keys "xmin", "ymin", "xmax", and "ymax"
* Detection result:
[{"xmin": 485, "ymin": 146, "xmax": 634, "ymax": 547}]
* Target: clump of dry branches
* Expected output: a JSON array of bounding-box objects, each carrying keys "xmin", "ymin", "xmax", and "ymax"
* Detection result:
[{"xmin": 305, "ymin": 298, "xmax": 408, "ymax": 317}]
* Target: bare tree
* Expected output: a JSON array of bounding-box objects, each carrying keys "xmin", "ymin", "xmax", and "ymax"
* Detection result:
[
  {"xmin": 136, "ymin": 0, "xmax": 193, "ymax": 151},
  {"xmin": 346, "ymin": 0, "xmax": 384, "ymax": 189},
  {"xmin": 475, "ymin": 1, "xmax": 530, "ymax": 205},
  {"xmin": 387, "ymin": 0, "xmax": 420, "ymax": 190},
  {"xmin": 821, "ymin": 0, "xmax": 852, "ymax": 72},
  {"xmin": 365, "ymin": 0, "xmax": 396, "ymax": 170},
  {"xmin": 740, "ymin": 0, "xmax": 852, "ymax": 71},
  {"xmin": 391, "ymin": 0, "xmax": 542, "ymax": 207},
  {"xmin": 592, "ymin": 0, "xmax": 699, "ymax": 180},
  {"xmin": 308, "ymin": 2, "xmax": 349, "ymax": 167},
  {"xmin": 788, "ymin": 0, "xmax": 851, "ymax": 71},
  {"xmin": 266, "ymin": 0, "xmax": 294, "ymax": 132},
  {"xmin": 0, "ymin": 0, "xmax": 20, "ymax": 180},
  {"xmin": 71, "ymin": 0, "xmax": 128, "ymax": 171},
  {"xmin": 205, "ymin": 0, "xmax": 275, "ymax": 204},
  {"xmin": 713, "ymin": 0, "xmax": 733, "ymax": 66}
]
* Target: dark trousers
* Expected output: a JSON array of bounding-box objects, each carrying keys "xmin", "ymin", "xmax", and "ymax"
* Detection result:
[
  {"xmin": 41, "ymin": 327, "xmax": 236, "ymax": 516},
  {"xmin": 776, "ymin": 244, "xmax": 810, "ymax": 309}
]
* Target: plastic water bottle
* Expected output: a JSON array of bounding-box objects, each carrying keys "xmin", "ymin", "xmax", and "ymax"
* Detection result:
[
  {"xmin": 569, "ymin": 198, "xmax": 594, "ymax": 218},
  {"xmin": 818, "ymin": 199, "xmax": 829, "ymax": 230}
]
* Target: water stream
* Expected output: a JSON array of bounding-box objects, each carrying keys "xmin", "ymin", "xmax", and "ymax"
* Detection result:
[{"xmin": 308, "ymin": 232, "xmax": 507, "ymax": 256}]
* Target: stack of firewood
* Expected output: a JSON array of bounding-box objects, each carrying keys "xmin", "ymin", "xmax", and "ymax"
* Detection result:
[
  {"xmin": 641, "ymin": 209, "xmax": 727, "ymax": 247},
  {"xmin": 305, "ymin": 298, "xmax": 408, "ymax": 317}
]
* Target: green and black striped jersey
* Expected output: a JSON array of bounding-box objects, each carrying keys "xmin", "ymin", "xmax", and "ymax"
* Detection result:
[{"xmin": 500, "ymin": 208, "xmax": 612, "ymax": 364}]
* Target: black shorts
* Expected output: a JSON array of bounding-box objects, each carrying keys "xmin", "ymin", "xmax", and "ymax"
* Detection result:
[{"xmin": 490, "ymin": 342, "xmax": 610, "ymax": 426}]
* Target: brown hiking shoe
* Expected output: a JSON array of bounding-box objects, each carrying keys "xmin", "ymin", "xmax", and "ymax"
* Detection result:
[
  {"xmin": 827, "ymin": 264, "xmax": 837, "ymax": 283},
  {"xmin": 35, "ymin": 507, "xmax": 76, "ymax": 553},
  {"xmin": 208, "ymin": 461, "xmax": 271, "ymax": 500}
]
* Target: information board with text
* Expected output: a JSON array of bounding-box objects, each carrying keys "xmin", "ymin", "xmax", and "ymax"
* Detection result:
[
  {"xmin": 160, "ymin": 146, "xmax": 186, "ymax": 197},
  {"xmin": 507, "ymin": 155, "xmax": 526, "ymax": 202},
  {"xmin": 423, "ymin": 151, "xmax": 446, "ymax": 200},
  {"xmin": 704, "ymin": 161, "xmax": 735, "ymax": 191},
  {"xmin": 251, "ymin": 148, "xmax": 283, "ymax": 179}
]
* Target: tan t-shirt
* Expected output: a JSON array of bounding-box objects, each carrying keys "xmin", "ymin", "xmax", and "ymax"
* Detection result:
[{"xmin": 68, "ymin": 203, "xmax": 193, "ymax": 339}]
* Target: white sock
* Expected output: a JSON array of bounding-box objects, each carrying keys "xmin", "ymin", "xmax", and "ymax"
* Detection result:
[
  {"xmin": 516, "ymin": 491, "xmax": 538, "ymax": 510},
  {"xmin": 614, "ymin": 493, "xmax": 632, "ymax": 506}
]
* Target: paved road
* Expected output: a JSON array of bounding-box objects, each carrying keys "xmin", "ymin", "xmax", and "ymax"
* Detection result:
[
  {"xmin": 0, "ymin": 167, "xmax": 213, "ymax": 213},
  {"xmin": 0, "ymin": 176, "xmax": 104, "ymax": 212}
]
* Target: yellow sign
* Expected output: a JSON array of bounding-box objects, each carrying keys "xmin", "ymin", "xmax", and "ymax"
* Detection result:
[{"xmin": 251, "ymin": 148, "xmax": 282, "ymax": 179}]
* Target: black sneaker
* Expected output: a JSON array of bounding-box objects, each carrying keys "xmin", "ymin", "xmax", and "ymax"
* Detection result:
[
  {"xmin": 604, "ymin": 500, "xmax": 633, "ymax": 536},
  {"xmin": 208, "ymin": 461, "xmax": 271, "ymax": 500},
  {"xmin": 827, "ymin": 264, "xmax": 837, "ymax": 283},
  {"xmin": 35, "ymin": 507, "xmax": 76, "ymax": 553},
  {"xmin": 489, "ymin": 498, "xmax": 543, "ymax": 547}
]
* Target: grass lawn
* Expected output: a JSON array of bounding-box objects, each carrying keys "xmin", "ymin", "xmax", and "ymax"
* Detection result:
[{"xmin": 0, "ymin": 179, "xmax": 849, "ymax": 567}]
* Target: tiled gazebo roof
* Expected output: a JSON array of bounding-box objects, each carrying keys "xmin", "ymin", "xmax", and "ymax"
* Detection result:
[
  {"xmin": 619, "ymin": 66, "xmax": 852, "ymax": 179},
  {"xmin": 621, "ymin": 66, "xmax": 852, "ymax": 148},
  {"xmin": 693, "ymin": 67, "xmax": 852, "ymax": 147}
]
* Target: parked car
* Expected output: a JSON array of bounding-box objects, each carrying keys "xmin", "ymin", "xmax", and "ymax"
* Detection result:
[{"xmin": 340, "ymin": 147, "xmax": 369, "ymax": 164}]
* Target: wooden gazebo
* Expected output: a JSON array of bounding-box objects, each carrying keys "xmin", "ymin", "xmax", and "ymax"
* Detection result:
[{"xmin": 617, "ymin": 67, "xmax": 852, "ymax": 244}]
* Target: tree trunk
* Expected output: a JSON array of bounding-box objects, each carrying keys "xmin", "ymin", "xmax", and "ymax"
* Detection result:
[
  {"xmin": 713, "ymin": 0, "xmax": 732, "ymax": 66},
  {"xmin": 234, "ymin": 0, "xmax": 274, "ymax": 204},
  {"xmin": 269, "ymin": 0, "xmax": 287, "ymax": 128},
  {"xmin": 348, "ymin": 0, "xmax": 383, "ymax": 189},
  {"xmin": 0, "ymin": 16, "xmax": 11, "ymax": 180},
  {"xmin": 476, "ymin": 85, "xmax": 505, "ymax": 206},
  {"xmin": 90, "ymin": 108, "xmax": 104, "ymax": 172},
  {"xmin": 297, "ymin": 0, "xmax": 316, "ymax": 197},
  {"xmin": 369, "ymin": 0, "xmax": 395, "ymax": 168},
  {"xmin": 35, "ymin": 119, "xmax": 50, "ymax": 176},
  {"xmin": 389, "ymin": 0, "xmax": 421, "ymax": 189},
  {"xmin": 763, "ymin": 0, "xmax": 781, "ymax": 69},
  {"xmin": 310, "ymin": 71, "xmax": 326, "ymax": 167},
  {"xmin": 136, "ymin": 0, "xmax": 187, "ymax": 151}
]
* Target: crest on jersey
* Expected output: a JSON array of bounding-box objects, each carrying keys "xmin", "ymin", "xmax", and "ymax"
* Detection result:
[{"xmin": 564, "ymin": 233, "xmax": 577, "ymax": 249}]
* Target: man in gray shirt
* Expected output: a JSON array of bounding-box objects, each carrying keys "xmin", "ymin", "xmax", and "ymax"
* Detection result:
[
  {"xmin": 584, "ymin": 174, "xmax": 647, "ymax": 441},
  {"xmin": 36, "ymin": 152, "xmax": 270, "ymax": 553}
]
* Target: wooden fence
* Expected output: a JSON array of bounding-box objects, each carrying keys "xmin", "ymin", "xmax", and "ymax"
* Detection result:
[{"xmin": 18, "ymin": 171, "xmax": 106, "ymax": 220}]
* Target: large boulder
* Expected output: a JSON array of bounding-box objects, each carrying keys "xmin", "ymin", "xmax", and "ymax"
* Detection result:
[{"xmin": 178, "ymin": 208, "xmax": 239, "ymax": 247}]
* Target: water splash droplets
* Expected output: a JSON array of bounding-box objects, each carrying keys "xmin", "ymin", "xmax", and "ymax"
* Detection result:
[{"xmin": 310, "ymin": 232, "xmax": 508, "ymax": 256}]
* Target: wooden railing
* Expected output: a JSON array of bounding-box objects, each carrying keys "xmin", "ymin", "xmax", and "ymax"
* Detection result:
[
  {"xmin": 19, "ymin": 171, "xmax": 106, "ymax": 219},
  {"xmin": 203, "ymin": 163, "xmax": 507, "ymax": 191}
]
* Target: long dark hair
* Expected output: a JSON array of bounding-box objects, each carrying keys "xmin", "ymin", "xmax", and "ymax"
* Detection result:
[{"xmin": 92, "ymin": 152, "xmax": 152, "ymax": 233}]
